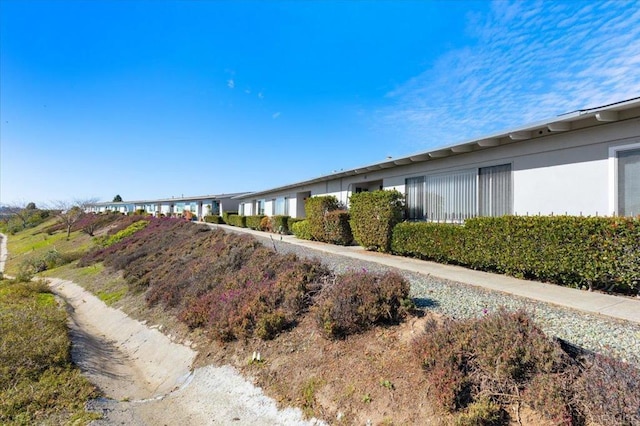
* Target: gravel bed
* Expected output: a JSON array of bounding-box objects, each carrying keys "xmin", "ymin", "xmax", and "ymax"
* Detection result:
[{"xmin": 251, "ymin": 233, "xmax": 640, "ymax": 367}]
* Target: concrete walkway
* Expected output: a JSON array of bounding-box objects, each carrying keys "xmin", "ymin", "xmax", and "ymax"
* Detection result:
[{"xmin": 205, "ymin": 224, "xmax": 640, "ymax": 325}]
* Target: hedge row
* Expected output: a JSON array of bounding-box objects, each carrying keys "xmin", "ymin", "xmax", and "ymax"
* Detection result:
[
  {"xmin": 223, "ymin": 214, "xmax": 293, "ymax": 234},
  {"xmin": 226, "ymin": 214, "xmax": 246, "ymax": 228},
  {"xmin": 245, "ymin": 215, "xmax": 266, "ymax": 230},
  {"xmin": 349, "ymin": 190, "xmax": 404, "ymax": 252},
  {"xmin": 391, "ymin": 216, "xmax": 640, "ymax": 294},
  {"xmin": 203, "ymin": 215, "xmax": 225, "ymax": 224}
]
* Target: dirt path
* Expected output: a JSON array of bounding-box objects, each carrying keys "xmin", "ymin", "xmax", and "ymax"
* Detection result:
[{"xmin": 47, "ymin": 278, "xmax": 323, "ymax": 425}]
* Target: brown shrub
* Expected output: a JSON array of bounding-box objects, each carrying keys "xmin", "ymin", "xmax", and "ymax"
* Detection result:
[
  {"xmin": 574, "ymin": 354, "xmax": 640, "ymax": 425},
  {"xmin": 314, "ymin": 270, "xmax": 412, "ymax": 339}
]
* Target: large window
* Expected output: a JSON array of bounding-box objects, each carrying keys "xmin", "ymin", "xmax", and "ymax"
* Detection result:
[
  {"xmin": 405, "ymin": 164, "xmax": 512, "ymax": 222},
  {"xmin": 275, "ymin": 197, "xmax": 286, "ymax": 215},
  {"xmin": 618, "ymin": 148, "xmax": 640, "ymax": 216},
  {"xmin": 425, "ymin": 170, "xmax": 477, "ymax": 221},
  {"xmin": 479, "ymin": 164, "xmax": 512, "ymax": 216},
  {"xmin": 405, "ymin": 177, "xmax": 425, "ymax": 220}
]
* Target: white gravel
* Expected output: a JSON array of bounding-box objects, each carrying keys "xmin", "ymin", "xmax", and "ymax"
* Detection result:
[{"xmin": 253, "ymin": 233, "xmax": 640, "ymax": 366}]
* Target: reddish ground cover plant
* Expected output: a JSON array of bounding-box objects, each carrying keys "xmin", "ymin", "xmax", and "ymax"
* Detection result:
[
  {"xmin": 314, "ymin": 269, "xmax": 413, "ymax": 339},
  {"xmin": 413, "ymin": 309, "xmax": 640, "ymax": 425}
]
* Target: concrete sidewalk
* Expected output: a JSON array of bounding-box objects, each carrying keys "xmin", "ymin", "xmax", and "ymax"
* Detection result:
[{"xmin": 205, "ymin": 223, "xmax": 640, "ymax": 325}]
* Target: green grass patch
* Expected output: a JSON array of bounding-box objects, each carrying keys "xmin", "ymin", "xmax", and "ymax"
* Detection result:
[
  {"xmin": 97, "ymin": 288, "xmax": 127, "ymax": 305},
  {"xmin": 0, "ymin": 279, "xmax": 99, "ymax": 425},
  {"xmin": 5, "ymin": 217, "xmax": 95, "ymax": 278}
]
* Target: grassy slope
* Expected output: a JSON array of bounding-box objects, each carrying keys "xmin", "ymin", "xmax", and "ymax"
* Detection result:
[
  {"xmin": 1, "ymin": 219, "xmax": 104, "ymax": 425},
  {"xmin": 0, "ymin": 279, "xmax": 99, "ymax": 425}
]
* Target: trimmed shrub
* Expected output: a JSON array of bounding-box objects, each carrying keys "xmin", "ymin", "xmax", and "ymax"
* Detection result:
[
  {"xmin": 349, "ymin": 190, "xmax": 404, "ymax": 252},
  {"xmin": 314, "ymin": 270, "xmax": 412, "ymax": 339},
  {"xmin": 204, "ymin": 215, "xmax": 225, "ymax": 224},
  {"xmin": 323, "ymin": 210, "xmax": 353, "ymax": 246},
  {"xmin": 226, "ymin": 214, "xmax": 247, "ymax": 228},
  {"xmin": 245, "ymin": 215, "xmax": 266, "ymax": 230},
  {"xmin": 305, "ymin": 196, "xmax": 340, "ymax": 241},
  {"xmin": 271, "ymin": 215, "xmax": 290, "ymax": 234},
  {"xmin": 222, "ymin": 211, "xmax": 237, "ymax": 223},
  {"xmin": 291, "ymin": 220, "xmax": 312, "ymax": 240},
  {"xmin": 391, "ymin": 216, "xmax": 640, "ymax": 294},
  {"xmin": 391, "ymin": 221, "xmax": 464, "ymax": 263}
]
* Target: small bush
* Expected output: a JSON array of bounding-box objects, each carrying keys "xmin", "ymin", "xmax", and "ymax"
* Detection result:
[
  {"xmin": 305, "ymin": 196, "xmax": 340, "ymax": 241},
  {"xmin": 414, "ymin": 310, "xmax": 572, "ymax": 417},
  {"xmin": 204, "ymin": 215, "xmax": 225, "ymax": 224},
  {"xmin": 246, "ymin": 215, "xmax": 266, "ymax": 230},
  {"xmin": 222, "ymin": 211, "xmax": 237, "ymax": 223},
  {"xmin": 323, "ymin": 210, "xmax": 353, "ymax": 246},
  {"xmin": 226, "ymin": 214, "xmax": 247, "ymax": 228},
  {"xmin": 271, "ymin": 215, "xmax": 290, "ymax": 234},
  {"xmin": 314, "ymin": 270, "xmax": 412, "ymax": 339},
  {"xmin": 349, "ymin": 190, "xmax": 404, "ymax": 252},
  {"xmin": 291, "ymin": 220, "xmax": 312, "ymax": 240},
  {"xmin": 454, "ymin": 398, "xmax": 506, "ymax": 426},
  {"xmin": 260, "ymin": 216, "xmax": 272, "ymax": 232}
]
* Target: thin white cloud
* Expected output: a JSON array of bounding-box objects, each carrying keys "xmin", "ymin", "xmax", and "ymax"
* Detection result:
[
  {"xmin": 227, "ymin": 79, "xmax": 235, "ymax": 89},
  {"xmin": 258, "ymin": 91, "xmax": 264, "ymax": 99},
  {"xmin": 272, "ymin": 112, "xmax": 281, "ymax": 119},
  {"xmin": 384, "ymin": 0, "xmax": 640, "ymax": 149}
]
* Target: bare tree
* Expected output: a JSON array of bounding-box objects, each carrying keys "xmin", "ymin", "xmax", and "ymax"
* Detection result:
[
  {"xmin": 1, "ymin": 202, "xmax": 36, "ymax": 230},
  {"xmin": 51, "ymin": 198, "xmax": 98, "ymax": 239}
]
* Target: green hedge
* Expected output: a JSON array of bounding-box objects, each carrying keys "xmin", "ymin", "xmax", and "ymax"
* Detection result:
[
  {"xmin": 291, "ymin": 220, "xmax": 312, "ymax": 240},
  {"xmin": 323, "ymin": 211, "xmax": 353, "ymax": 246},
  {"xmin": 226, "ymin": 214, "xmax": 246, "ymax": 228},
  {"xmin": 349, "ymin": 190, "xmax": 404, "ymax": 252},
  {"xmin": 222, "ymin": 211, "xmax": 237, "ymax": 223},
  {"xmin": 391, "ymin": 222, "xmax": 464, "ymax": 263},
  {"xmin": 305, "ymin": 196, "xmax": 340, "ymax": 241},
  {"xmin": 204, "ymin": 215, "xmax": 225, "ymax": 224},
  {"xmin": 246, "ymin": 215, "xmax": 266, "ymax": 230},
  {"xmin": 391, "ymin": 216, "xmax": 640, "ymax": 294},
  {"xmin": 271, "ymin": 215, "xmax": 290, "ymax": 234}
]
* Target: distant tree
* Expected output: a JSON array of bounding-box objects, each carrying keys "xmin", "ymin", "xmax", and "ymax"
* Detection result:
[
  {"xmin": 52, "ymin": 198, "xmax": 98, "ymax": 239},
  {"xmin": 25, "ymin": 202, "xmax": 37, "ymax": 210},
  {"xmin": 3, "ymin": 203, "xmax": 32, "ymax": 230},
  {"xmin": 113, "ymin": 195, "xmax": 123, "ymax": 202}
]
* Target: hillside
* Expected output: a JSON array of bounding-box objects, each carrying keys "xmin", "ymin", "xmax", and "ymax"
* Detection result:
[{"xmin": 2, "ymin": 213, "xmax": 639, "ymax": 425}]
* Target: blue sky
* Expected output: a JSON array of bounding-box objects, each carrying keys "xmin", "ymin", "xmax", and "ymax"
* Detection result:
[{"xmin": 1, "ymin": 0, "xmax": 639, "ymax": 205}]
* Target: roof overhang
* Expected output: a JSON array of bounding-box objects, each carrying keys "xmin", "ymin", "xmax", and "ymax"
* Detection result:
[{"xmin": 235, "ymin": 96, "xmax": 640, "ymax": 200}]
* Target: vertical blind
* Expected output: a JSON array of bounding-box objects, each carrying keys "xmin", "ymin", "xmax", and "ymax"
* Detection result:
[
  {"xmin": 405, "ymin": 165, "xmax": 512, "ymax": 221},
  {"xmin": 618, "ymin": 148, "xmax": 640, "ymax": 216},
  {"xmin": 405, "ymin": 176, "xmax": 425, "ymax": 220},
  {"xmin": 479, "ymin": 164, "xmax": 513, "ymax": 217},
  {"xmin": 275, "ymin": 197, "xmax": 286, "ymax": 215},
  {"xmin": 425, "ymin": 169, "xmax": 477, "ymax": 222}
]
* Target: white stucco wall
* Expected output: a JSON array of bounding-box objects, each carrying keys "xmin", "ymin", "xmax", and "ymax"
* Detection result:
[{"xmin": 235, "ymin": 116, "xmax": 639, "ymax": 218}]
